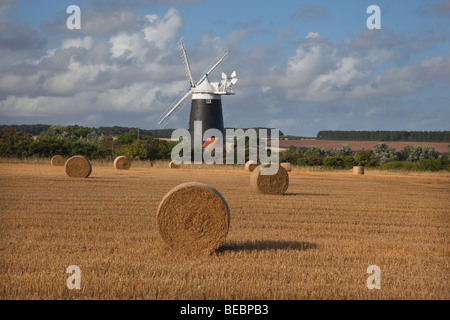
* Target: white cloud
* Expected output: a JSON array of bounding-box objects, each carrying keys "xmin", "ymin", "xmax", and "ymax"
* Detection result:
[
  {"xmin": 279, "ymin": 36, "xmax": 337, "ymax": 90},
  {"xmin": 1, "ymin": 82, "xmax": 161, "ymax": 117},
  {"xmin": 110, "ymin": 31, "xmax": 145, "ymax": 60},
  {"xmin": 349, "ymin": 56, "xmax": 450, "ymax": 99},
  {"xmin": 305, "ymin": 32, "xmax": 319, "ymax": 39},
  {"xmin": 109, "ymin": 8, "xmax": 183, "ymax": 62},
  {"xmin": 143, "ymin": 8, "xmax": 183, "ymax": 50},
  {"xmin": 61, "ymin": 37, "xmax": 94, "ymax": 50},
  {"xmin": 0, "ymin": 7, "xmax": 187, "ymax": 121},
  {"xmin": 40, "ymin": 55, "xmax": 118, "ymax": 96},
  {"xmin": 273, "ymin": 30, "xmax": 450, "ymax": 103},
  {"xmin": 82, "ymin": 9, "xmax": 138, "ymax": 35},
  {"xmin": 0, "ymin": 73, "xmax": 41, "ymax": 96},
  {"xmin": 42, "ymin": 7, "xmax": 139, "ymax": 35},
  {"xmin": 1, "ymin": 5, "xmax": 449, "ymax": 136}
]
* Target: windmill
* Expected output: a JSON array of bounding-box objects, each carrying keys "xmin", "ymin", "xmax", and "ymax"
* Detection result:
[{"xmin": 157, "ymin": 38, "xmax": 237, "ymax": 142}]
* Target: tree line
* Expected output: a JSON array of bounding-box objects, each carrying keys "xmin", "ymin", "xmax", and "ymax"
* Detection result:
[
  {"xmin": 316, "ymin": 130, "xmax": 450, "ymax": 142},
  {"xmin": 0, "ymin": 126, "xmax": 177, "ymax": 161},
  {"xmin": 0, "ymin": 124, "xmax": 176, "ymax": 139},
  {"xmin": 1, "ymin": 125, "xmax": 449, "ymax": 171},
  {"xmin": 280, "ymin": 143, "xmax": 449, "ymax": 172},
  {"xmin": 0, "ymin": 125, "xmax": 284, "ymax": 139}
]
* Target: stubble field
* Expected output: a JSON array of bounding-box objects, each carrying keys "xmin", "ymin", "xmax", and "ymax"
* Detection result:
[
  {"xmin": 0, "ymin": 161, "xmax": 448, "ymax": 300},
  {"xmin": 278, "ymin": 139, "xmax": 450, "ymax": 153}
]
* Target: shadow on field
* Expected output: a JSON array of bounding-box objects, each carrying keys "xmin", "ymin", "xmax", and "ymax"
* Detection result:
[
  {"xmin": 284, "ymin": 192, "xmax": 330, "ymax": 196},
  {"xmin": 217, "ymin": 240, "xmax": 317, "ymax": 253}
]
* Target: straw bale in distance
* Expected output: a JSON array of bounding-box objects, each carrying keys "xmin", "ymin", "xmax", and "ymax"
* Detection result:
[
  {"xmin": 352, "ymin": 166, "xmax": 364, "ymax": 175},
  {"xmin": 51, "ymin": 155, "xmax": 64, "ymax": 166},
  {"xmin": 250, "ymin": 164, "xmax": 289, "ymax": 195},
  {"xmin": 114, "ymin": 156, "xmax": 131, "ymax": 170},
  {"xmin": 280, "ymin": 162, "xmax": 291, "ymax": 172},
  {"xmin": 169, "ymin": 160, "xmax": 180, "ymax": 169},
  {"xmin": 245, "ymin": 160, "xmax": 258, "ymax": 172},
  {"xmin": 157, "ymin": 182, "xmax": 230, "ymax": 254},
  {"xmin": 65, "ymin": 155, "xmax": 92, "ymax": 178}
]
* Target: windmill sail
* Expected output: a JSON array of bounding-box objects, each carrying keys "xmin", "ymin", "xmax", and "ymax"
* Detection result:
[
  {"xmin": 196, "ymin": 49, "xmax": 228, "ymax": 87},
  {"xmin": 157, "ymin": 89, "xmax": 192, "ymax": 128},
  {"xmin": 179, "ymin": 38, "xmax": 195, "ymax": 88}
]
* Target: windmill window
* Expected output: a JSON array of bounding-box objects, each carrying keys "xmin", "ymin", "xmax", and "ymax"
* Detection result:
[{"xmin": 206, "ymin": 99, "xmax": 211, "ymax": 104}]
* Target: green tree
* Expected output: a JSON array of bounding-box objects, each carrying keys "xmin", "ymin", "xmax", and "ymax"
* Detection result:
[
  {"xmin": 416, "ymin": 159, "xmax": 442, "ymax": 172},
  {"xmin": 123, "ymin": 140, "xmax": 150, "ymax": 160},
  {"xmin": 323, "ymin": 155, "xmax": 355, "ymax": 169},
  {"xmin": 0, "ymin": 129, "xmax": 33, "ymax": 157},
  {"xmin": 148, "ymin": 139, "xmax": 177, "ymax": 160},
  {"xmin": 402, "ymin": 145, "xmax": 438, "ymax": 162},
  {"xmin": 373, "ymin": 143, "xmax": 400, "ymax": 165},
  {"xmin": 323, "ymin": 156, "xmax": 345, "ymax": 168},
  {"xmin": 295, "ymin": 156, "xmax": 323, "ymax": 166},
  {"xmin": 29, "ymin": 138, "xmax": 68, "ymax": 157},
  {"xmin": 117, "ymin": 132, "xmax": 138, "ymax": 145},
  {"xmin": 354, "ymin": 150, "xmax": 376, "ymax": 167}
]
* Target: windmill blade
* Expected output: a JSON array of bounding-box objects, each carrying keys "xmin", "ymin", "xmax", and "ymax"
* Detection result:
[
  {"xmin": 231, "ymin": 78, "xmax": 238, "ymax": 85},
  {"xmin": 157, "ymin": 89, "xmax": 192, "ymax": 128},
  {"xmin": 179, "ymin": 38, "xmax": 195, "ymax": 88},
  {"xmin": 196, "ymin": 49, "xmax": 229, "ymax": 86},
  {"xmin": 230, "ymin": 71, "xmax": 236, "ymax": 78},
  {"xmin": 222, "ymin": 72, "xmax": 227, "ymax": 80}
]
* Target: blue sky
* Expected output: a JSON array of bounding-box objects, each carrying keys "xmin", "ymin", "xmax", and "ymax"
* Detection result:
[{"xmin": 1, "ymin": 0, "xmax": 449, "ymax": 136}]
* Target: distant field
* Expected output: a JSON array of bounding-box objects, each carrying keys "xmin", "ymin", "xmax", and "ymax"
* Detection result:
[
  {"xmin": 279, "ymin": 139, "xmax": 450, "ymax": 153},
  {"xmin": 0, "ymin": 162, "xmax": 449, "ymax": 299}
]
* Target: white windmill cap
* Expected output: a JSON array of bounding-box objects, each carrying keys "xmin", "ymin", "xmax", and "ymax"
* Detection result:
[{"xmin": 193, "ymin": 77, "xmax": 216, "ymax": 93}]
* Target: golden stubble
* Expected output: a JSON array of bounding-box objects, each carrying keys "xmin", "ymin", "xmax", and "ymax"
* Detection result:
[{"xmin": 0, "ymin": 162, "xmax": 448, "ymax": 300}]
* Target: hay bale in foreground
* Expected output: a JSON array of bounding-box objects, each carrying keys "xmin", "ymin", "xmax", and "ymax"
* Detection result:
[
  {"xmin": 51, "ymin": 155, "xmax": 64, "ymax": 166},
  {"xmin": 114, "ymin": 156, "xmax": 131, "ymax": 170},
  {"xmin": 250, "ymin": 164, "xmax": 289, "ymax": 195},
  {"xmin": 353, "ymin": 166, "xmax": 364, "ymax": 175},
  {"xmin": 65, "ymin": 156, "xmax": 92, "ymax": 178},
  {"xmin": 280, "ymin": 162, "xmax": 291, "ymax": 172},
  {"xmin": 169, "ymin": 160, "xmax": 180, "ymax": 169},
  {"xmin": 245, "ymin": 160, "xmax": 258, "ymax": 172},
  {"xmin": 157, "ymin": 182, "xmax": 230, "ymax": 254}
]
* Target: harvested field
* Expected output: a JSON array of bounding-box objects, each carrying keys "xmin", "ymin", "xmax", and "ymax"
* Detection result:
[
  {"xmin": 279, "ymin": 139, "xmax": 450, "ymax": 153},
  {"xmin": 0, "ymin": 162, "xmax": 449, "ymax": 299}
]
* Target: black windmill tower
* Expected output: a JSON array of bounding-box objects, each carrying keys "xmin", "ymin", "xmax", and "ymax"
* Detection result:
[{"xmin": 157, "ymin": 38, "xmax": 238, "ymax": 142}]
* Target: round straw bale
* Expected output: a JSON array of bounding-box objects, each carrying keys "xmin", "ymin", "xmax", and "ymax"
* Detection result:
[
  {"xmin": 65, "ymin": 155, "xmax": 92, "ymax": 178},
  {"xmin": 114, "ymin": 156, "xmax": 131, "ymax": 170},
  {"xmin": 157, "ymin": 182, "xmax": 230, "ymax": 254},
  {"xmin": 352, "ymin": 166, "xmax": 364, "ymax": 175},
  {"xmin": 51, "ymin": 155, "xmax": 64, "ymax": 166},
  {"xmin": 244, "ymin": 160, "xmax": 258, "ymax": 172},
  {"xmin": 280, "ymin": 162, "xmax": 291, "ymax": 172},
  {"xmin": 250, "ymin": 164, "xmax": 289, "ymax": 195},
  {"xmin": 169, "ymin": 160, "xmax": 180, "ymax": 169}
]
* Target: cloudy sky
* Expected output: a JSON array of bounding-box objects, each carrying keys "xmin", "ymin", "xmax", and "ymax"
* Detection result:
[{"xmin": 0, "ymin": 0, "xmax": 449, "ymax": 136}]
